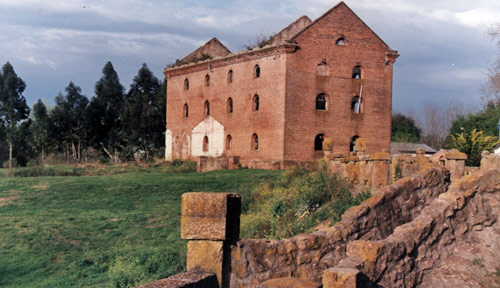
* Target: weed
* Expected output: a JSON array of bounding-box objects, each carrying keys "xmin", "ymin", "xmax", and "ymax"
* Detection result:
[{"xmin": 471, "ymin": 257, "xmax": 485, "ymax": 268}]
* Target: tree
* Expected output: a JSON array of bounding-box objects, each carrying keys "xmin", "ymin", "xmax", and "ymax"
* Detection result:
[
  {"xmin": 50, "ymin": 82, "xmax": 89, "ymax": 162},
  {"xmin": 391, "ymin": 113, "xmax": 421, "ymax": 143},
  {"xmin": 88, "ymin": 62, "xmax": 125, "ymax": 163},
  {"xmin": 122, "ymin": 64, "xmax": 163, "ymax": 159},
  {"xmin": 419, "ymin": 100, "xmax": 467, "ymax": 150},
  {"xmin": 31, "ymin": 99, "xmax": 49, "ymax": 163},
  {"xmin": 483, "ymin": 22, "xmax": 500, "ymax": 103},
  {"xmin": 449, "ymin": 129, "xmax": 499, "ymax": 166},
  {"xmin": 0, "ymin": 62, "xmax": 30, "ymax": 168}
]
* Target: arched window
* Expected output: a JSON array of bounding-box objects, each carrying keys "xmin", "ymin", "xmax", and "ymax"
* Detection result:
[
  {"xmin": 317, "ymin": 62, "xmax": 328, "ymax": 76},
  {"xmin": 226, "ymin": 135, "xmax": 232, "ymax": 151},
  {"xmin": 254, "ymin": 64, "xmax": 260, "ymax": 78},
  {"xmin": 184, "ymin": 78, "xmax": 189, "ymax": 90},
  {"xmin": 350, "ymin": 136, "xmax": 359, "ymax": 152},
  {"xmin": 227, "ymin": 97, "xmax": 233, "ymax": 114},
  {"xmin": 252, "ymin": 133, "xmax": 258, "ymax": 150},
  {"xmin": 336, "ymin": 37, "xmax": 346, "ymax": 45},
  {"xmin": 227, "ymin": 70, "xmax": 233, "ymax": 83},
  {"xmin": 227, "ymin": 98, "xmax": 233, "ymax": 114},
  {"xmin": 352, "ymin": 66, "xmax": 362, "ymax": 79},
  {"xmin": 183, "ymin": 103, "xmax": 189, "ymax": 118},
  {"xmin": 316, "ymin": 93, "xmax": 327, "ymax": 110},
  {"xmin": 205, "ymin": 74, "xmax": 210, "ymax": 87},
  {"xmin": 351, "ymin": 96, "xmax": 360, "ymax": 113},
  {"xmin": 203, "ymin": 136, "xmax": 209, "ymax": 152},
  {"xmin": 253, "ymin": 94, "xmax": 259, "ymax": 111},
  {"xmin": 204, "ymin": 100, "xmax": 210, "ymax": 116},
  {"xmin": 315, "ymin": 134, "xmax": 324, "ymax": 151}
]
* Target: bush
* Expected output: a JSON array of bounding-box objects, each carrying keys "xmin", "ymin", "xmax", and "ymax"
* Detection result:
[
  {"xmin": 108, "ymin": 257, "xmax": 145, "ymax": 288},
  {"xmin": 240, "ymin": 161, "xmax": 370, "ymax": 239}
]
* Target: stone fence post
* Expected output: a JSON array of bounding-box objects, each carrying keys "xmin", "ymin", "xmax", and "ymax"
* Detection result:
[{"xmin": 181, "ymin": 192, "xmax": 241, "ymax": 288}]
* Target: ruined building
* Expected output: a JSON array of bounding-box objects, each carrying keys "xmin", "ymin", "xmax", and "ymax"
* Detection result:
[{"xmin": 164, "ymin": 2, "xmax": 399, "ymax": 168}]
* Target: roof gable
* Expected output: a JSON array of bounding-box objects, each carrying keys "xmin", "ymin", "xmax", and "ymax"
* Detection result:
[
  {"xmin": 291, "ymin": 1, "xmax": 391, "ymax": 49},
  {"xmin": 177, "ymin": 38, "xmax": 232, "ymax": 66}
]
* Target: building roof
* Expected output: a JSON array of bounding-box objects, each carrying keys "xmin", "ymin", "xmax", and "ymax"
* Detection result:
[
  {"xmin": 165, "ymin": 1, "xmax": 397, "ymax": 73},
  {"xmin": 391, "ymin": 142, "xmax": 437, "ymax": 155},
  {"xmin": 176, "ymin": 38, "xmax": 232, "ymax": 66}
]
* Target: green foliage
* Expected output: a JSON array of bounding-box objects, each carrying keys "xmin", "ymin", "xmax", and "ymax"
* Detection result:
[
  {"xmin": 241, "ymin": 162, "xmax": 371, "ymax": 239},
  {"xmin": 449, "ymin": 129, "xmax": 500, "ymax": 166},
  {"xmin": 447, "ymin": 104, "xmax": 500, "ymax": 143},
  {"xmin": 391, "ymin": 113, "xmax": 421, "ymax": 143},
  {"xmin": 31, "ymin": 99, "xmax": 49, "ymax": 161},
  {"xmin": 88, "ymin": 62, "xmax": 125, "ymax": 163},
  {"xmin": 0, "ymin": 62, "xmax": 30, "ymax": 168},
  {"xmin": 49, "ymin": 82, "xmax": 89, "ymax": 161},
  {"xmin": 122, "ymin": 64, "xmax": 164, "ymax": 160}
]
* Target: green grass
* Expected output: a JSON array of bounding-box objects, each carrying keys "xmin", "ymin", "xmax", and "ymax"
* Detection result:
[{"xmin": 0, "ymin": 168, "xmax": 281, "ymax": 287}]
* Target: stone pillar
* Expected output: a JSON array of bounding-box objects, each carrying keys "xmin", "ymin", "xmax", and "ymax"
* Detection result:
[
  {"xmin": 181, "ymin": 192, "xmax": 241, "ymax": 287},
  {"xmin": 323, "ymin": 268, "xmax": 361, "ymax": 288}
]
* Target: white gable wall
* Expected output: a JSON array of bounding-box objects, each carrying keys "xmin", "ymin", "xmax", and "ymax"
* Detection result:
[{"xmin": 191, "ymin": 116, "xmax": 225, "ymax": 157}]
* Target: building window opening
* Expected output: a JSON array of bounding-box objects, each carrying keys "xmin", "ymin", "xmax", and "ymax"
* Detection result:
[
  {"xmin": 205, "ymin": 74, "xmax": 210, "ymax": 87},
  {"xmin": 203, "ymin": 136, "xmax": 209, "ymax": 152},
  {"xmin": 184, "ymin": 103, "xmax": 189, "ymax": 118},
  {"xmin": 315, "ymin": 134, "xmax": 324, "ymax": 151},
  {"xmin": 351, "ymin": 96, "xmax": 360, "ymax": 113},
  {"xmin": 204, "ymin": 100, "xmax": 210, "ymax": 116},
  {"xmin": 226, "ymin": 135, "xmax": 232, "ymax": 151},
  {"xmin": 336, "ymin": 38, "xmax": 346, "ymax": 45},
  {"xmin": 227, "ymin": 97, "xmax": 233, "ymax": 114},
  {"xmin": 316, "ymin": 93, "xmax": 327, "ymax": 110},
  {"xmin": 253, "ymin": 94, "xmax": 259, "ymax": 111},
  {"xmin": 350, "ymin": 135, "xmax": 359, "ymax": 152},
  {"xmin": 184, "ymin": 78, "xmax": 189, "ymax": 90},
  {"xmin": 228, "ymin": 70, "xmax": 233, "ymax": 83},
  {"xmin": 252, "ymin": 133, "xmax": 258, "ymax": 150},
  {"xmin": 254, "ymin": 64, "xmax": 260, "ymax": 78},
  {"xmin": 317, "ymin": 62, "xmax": 328, "ymax": 76},
  {"xmin": 352, "ymin": 66, "xmax": 362, "ymax": 79}
]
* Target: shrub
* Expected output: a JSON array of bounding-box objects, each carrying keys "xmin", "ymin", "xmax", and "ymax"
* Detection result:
[
  {"xmin": 240, "ymin": 161, "xmax": 370, "ymax": 239},
  {"xmin": 108, "ymin": 257, "xmax": 145, "ymax": 288},
  {"xmin": 165, "ymin": 159, "xmax": 196, "ymax": 173}
]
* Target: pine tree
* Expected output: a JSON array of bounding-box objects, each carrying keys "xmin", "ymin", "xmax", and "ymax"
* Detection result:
[
  {"xmin": 122, "ymin": 64, "xmax": 164, "ymax": 159},
  {"xmin": 0, "ymin": 62, "xmax": 30, "ymax": 168},
  {"xmin": 88, "ymin": 61, "xmax": 125, "ymax": 163}
]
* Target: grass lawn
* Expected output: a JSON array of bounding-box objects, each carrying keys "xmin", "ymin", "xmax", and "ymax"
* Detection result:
[{"xmin": 0, "ymin": 168, "xmax": 281, "ymax": 287}]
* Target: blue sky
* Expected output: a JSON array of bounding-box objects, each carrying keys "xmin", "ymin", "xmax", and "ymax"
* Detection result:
[{"xmin": 0, "ymin": 0, "xmax": 499, "ymax": 115}]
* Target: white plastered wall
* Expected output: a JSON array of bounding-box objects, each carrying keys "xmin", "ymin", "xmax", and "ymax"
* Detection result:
[
  {"xmin": 165, "ymin": 129, "xmax": 173, "ymax": 160},
  {"xmin": 192, "ymin": 116, "xmax": 224, "ymax": 157}
]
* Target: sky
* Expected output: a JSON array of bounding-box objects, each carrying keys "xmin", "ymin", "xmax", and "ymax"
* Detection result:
[{"xmin": 1, "ymin": 0, "xmax": 500, "ymax": 114}]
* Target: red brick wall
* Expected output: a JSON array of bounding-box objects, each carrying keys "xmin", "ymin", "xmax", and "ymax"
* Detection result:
[
  {"xmin": 166, "ymin": 49, "xmax": 289, "ymax": 165},
  {"xmin": 283, "ymin": 4, "xmax": 394, "ymax": 163}
]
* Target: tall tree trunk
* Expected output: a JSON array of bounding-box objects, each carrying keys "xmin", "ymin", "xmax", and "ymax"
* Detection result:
[
  {"xmin": 78, "ymin": 141, "xmax": 81, "ymax": 162},
  {"xmin": 66, "ymin": 144, "xmax": 70, "ymax": 163},
  {"xmin": 9, "ymin": 143, "xmax": 12, "ymax": 169},
  {"xmin": 41, "ymin": 146, "xmax": 45, "ymax": 164}
]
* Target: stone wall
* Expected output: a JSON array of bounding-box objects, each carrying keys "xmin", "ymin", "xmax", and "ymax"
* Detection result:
[
  {"xmin": 229, "ymin": 167, "xmax": 450, "ymax": 287},
  {"xmin": 335, "ymin": 169, "xmax": 500, "ymax": 287},
  {"xmin": 481, "ymin": 151, "xmax": 500, "ymax": 171}
]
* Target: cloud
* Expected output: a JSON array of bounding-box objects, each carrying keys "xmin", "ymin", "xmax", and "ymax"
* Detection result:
[{"xmin": 0, "ymin": 0, "xmax": 498, "ymax": 115}]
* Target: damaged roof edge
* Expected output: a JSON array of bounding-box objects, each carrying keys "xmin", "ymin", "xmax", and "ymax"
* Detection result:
[
  {"xmin": 164, "ymin": 43, "xmax": 297, "ymax": 76},
  {"xmin": 291, "ymin": 1, "xmax": 393, "ymax": 50}
]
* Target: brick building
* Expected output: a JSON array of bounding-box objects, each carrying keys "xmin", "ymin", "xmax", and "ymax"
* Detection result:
[{"xmin": 163, "ymin": 2, "xmax": 399, "ymax": 169}]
